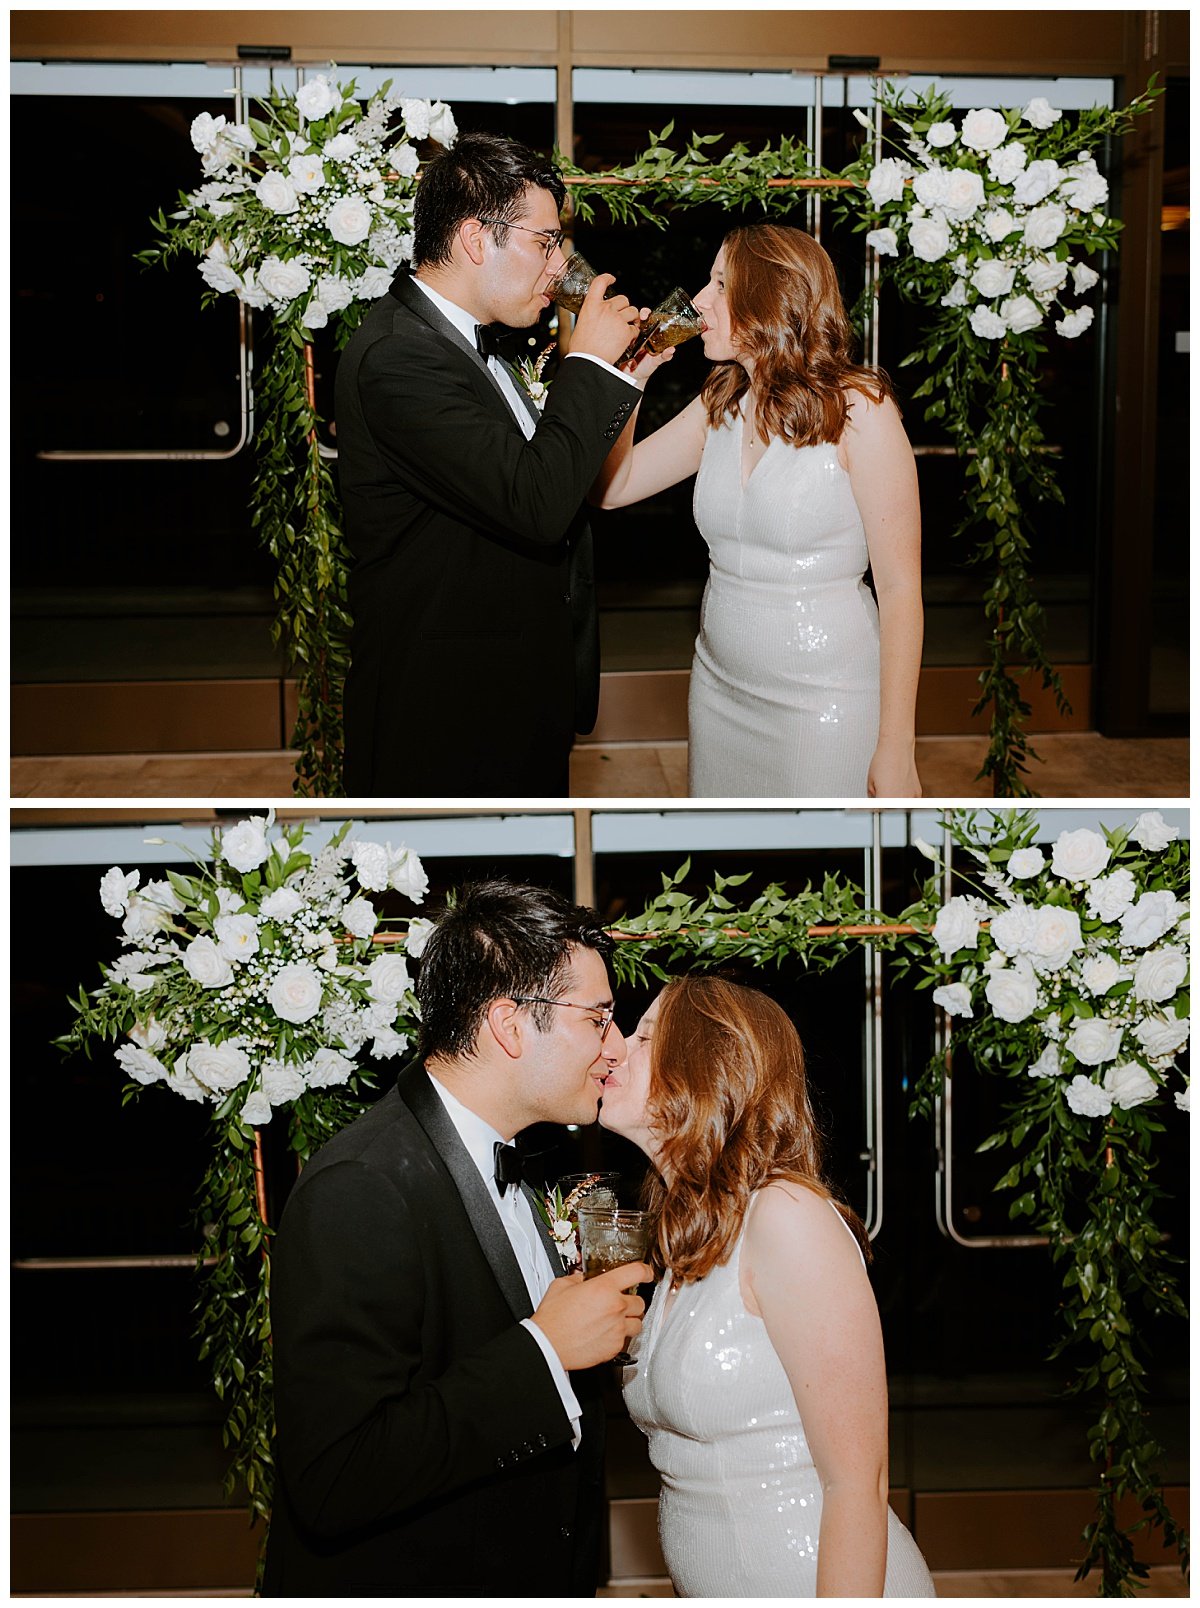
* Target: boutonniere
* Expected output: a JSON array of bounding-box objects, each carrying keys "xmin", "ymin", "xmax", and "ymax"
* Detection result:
[
  {"xmin": 534, "ymin": 1173, "xmax": 614, "ymax": 1269},
  {"xmin": 514, "ymin": 341, "xmax": 556, "ymax": 411}
]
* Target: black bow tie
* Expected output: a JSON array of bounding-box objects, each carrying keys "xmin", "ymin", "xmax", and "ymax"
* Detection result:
[
  {"xmin": 494, "ymin": 1141, "xmax": 524, "ymax": 1196},
  {"xmin": 475, "ymin": 323, "xmax": 510, "ymax": 359}
]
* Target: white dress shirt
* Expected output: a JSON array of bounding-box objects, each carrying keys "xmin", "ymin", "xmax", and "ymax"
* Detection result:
[
  {"xmin": 411, "ymin": 275, "xmax": 638, "ymax": 441},
  {"xmin": 429, "ymin": 1075, "xmax": 582, "ymax": 1445}
]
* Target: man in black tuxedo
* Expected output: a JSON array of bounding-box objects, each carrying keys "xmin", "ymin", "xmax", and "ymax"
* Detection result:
[
  {"xmin": 336, "ymin": 133, "xmax": 644, "ymax": 796},
  {"xmin": 262, "ymin": 879, "xmax": 649, "ymax": 1597}
]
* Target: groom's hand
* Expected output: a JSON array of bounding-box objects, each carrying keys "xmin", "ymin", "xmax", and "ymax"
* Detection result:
[
  {"xmin": 571, "ymin": 275, "xmax": 645, "ymax": 367},
  {"xmin": 531, "ymin": 1263, "xmax": 652, "ymax": 1368}
]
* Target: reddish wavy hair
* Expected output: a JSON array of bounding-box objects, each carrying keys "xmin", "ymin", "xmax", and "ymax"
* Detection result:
[
  {"xmin": 701, "ymin": 222, "xmax": 893, "ymax": 445},
  {"xmin": 642, "ymin": 974, "xmax": 869, "ymax": 1286}
]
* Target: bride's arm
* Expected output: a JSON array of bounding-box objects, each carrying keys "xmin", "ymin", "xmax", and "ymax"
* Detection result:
[
  {"xmin": 742, "ymin": 1182, "xmax": 889, "ymax": 1597},
  {"xmin": 590, "ymin": 392, "xmax": 709, "ymax": 509},
  {"xmin": 841, "ymin": 391, "xmax": 923, "ymax": 797}
]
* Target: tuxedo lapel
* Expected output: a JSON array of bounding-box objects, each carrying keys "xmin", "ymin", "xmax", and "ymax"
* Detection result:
[
  {"xmin": 498, "ymin": 357, "xmax": 543, "ymax": 427},
  {"xmin": 396, "ymin": 1060, "xmax": 534, "ymax": 1322},
  {"xmin": 522, "ymin": 1181, "xmax": 571, "ymax": 1280},
  {"xmin": 390, "ymin": 270, "xmax": 519, "ymax": 422}
]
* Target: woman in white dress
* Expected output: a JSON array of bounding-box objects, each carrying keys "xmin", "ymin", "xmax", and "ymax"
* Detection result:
[
  {"xmin": 599, "ymin": 975, "xmax": 936, "ymax": 1598},
  {"xmin": 593, "ymin": 224, "xmax": 922, "ymax": 798}
]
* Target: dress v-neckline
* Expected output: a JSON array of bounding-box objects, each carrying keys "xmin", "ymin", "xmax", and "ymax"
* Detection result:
[{"xmin": 736, "ymin": 409, "xmax": 772, "ymax": 494}]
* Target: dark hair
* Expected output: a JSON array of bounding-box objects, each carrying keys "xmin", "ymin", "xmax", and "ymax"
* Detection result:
[
  {"xmin": 642, "ymin": 975, "xmax": 870, "ymax": 1284},
  {"xmin": 702, "ymin": 222, "xmax": 893, "ymax": 445},
  {"xmin": 415, "ymin": 878, "xmax": 612, "ymax": 1060},
  {"xmin": 412, "ymin": 131, "xmax": 566, "ymax": 269}
]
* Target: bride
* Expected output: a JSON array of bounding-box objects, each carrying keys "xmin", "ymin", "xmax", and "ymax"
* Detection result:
[
  {"xmin": 599, "ymin": 974, "xmax": 936, "ymax": 1597},
  {"xmin": 593, "ymin": 223, "xmax": 923, "ymax": 799}
]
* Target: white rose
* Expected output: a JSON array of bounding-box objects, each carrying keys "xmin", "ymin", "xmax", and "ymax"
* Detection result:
[
  {"xmin": 1120, "ymin": 890, "xmax": 1182, "ymax": 949},
  {"xmin": 1013, "ymin": 159, "xmax": 1062, "ymax": 206},
  {"xmin": 400, "ymin": 98, "xmax": 432, "ymax": 140},
  {"xmin": 371, "ymin": 1024, "xmax": 411, "ymax": 1059},
  {"xmin": 1081, "ymin": 953, "xmax": 1130, "ymax": 995},
  {"xmin": 388, "ymin": 140, "xmax": 420, "ymax": 179},
  {"xmin": 1132, "ymin": 946, "xmax": 1189, "ymax": 1005},
  {"xmin": 260, "ymin": 887, "xmax": 304, "ymax": 921},
  {"xmin": 220, "ymin": 816, "xmax": 271, "ymax": 873},
  {"xmin": 166, "ymin": 1056, "xmax": 211, "ymax": 1104},
  {"xmin": 241, "ymin": 1089, "xmax": 274, "ymax": 1126},
  {"xmin": 288, "ymin": 151, "xmax": 326, "ymax": 193},
  {"xmin": 1133, "ymin": 1014, "xmax": 1190, "ymax": 1062},
  {"xmin": 1028, "ymin": 1044, "xmax": 1063, "ymax": 1079},
  {"xmin": 1129, "ymin": 811, "xmax": 1179, "ymax": 851},
  {"xmin": 256, "ymin": 170, "xmax": 299, "ymax": 215},
  {"xmin": 355, "ymin": 265, "xmax": 393, "ymax": 300},
  {"xmin": 327, "ymin": 194, "xmax": 373, "ymax": 246},
  {"xmin": 268, "ymin": 961, "xmax": 324, "ymax": 1024},
  {"xmin": 1006, "ymin": 848, "xmax": 1045, "ymax": 880},
  {"xmin": 1028, "ymin": 905, "xmax": 1084, "ymax": 974},
  {"xmin": 927, "ymin": 121, "xmax": 957, "ymax": 148},
  {"xmin": 143, "ymin": 879, "xmax": 184, "ymax": 915},
  {"xmin": 341, "ymin": 897, "xmax": 378, "ymax": 939},
  {"xmin": 366, "ymin": 951, "xmax": 412, "ymax": 1005},
  {"xmin": 865, "ymin": 157, "xmax": 909, "ymax": 209},
  {"xmin": 303, "ymin": 300, "xmax": 329, "ymax": 330},
  {"xmin": 1066, "ymin": 1016, "xmax": 1124, "ymax": 1065},
  {"xmin": 972, "ymin": 258, "xmax": 1016, "ymax": 299},
  {"xmin": 1023, "ymin": 97, "xmax": 1063, "ymax": 131},
  {"xmin": 940, "ymin": 278, "xmax": 969, "ymax": 308},
  {"xmin": 120, "ymin": 895, "xmax": 166, "ymax": 943},
  {"xmin": 932, "ymin": 895, "xmax": 982, "ymax": 959},
  {"xmin": 389, "ymin": 846, "xmax": 430, "ymax": 903},
  {"xmin": 115, "ymin": 1044, "xmax": 168, "ymax": 1086},
  {"xmin": 987, "ymin": 142, "xmax": 1028, "ymax": 185},
  {"xmin": 1086, "ymin": 869, "xmax": 1137, "ymax": 923},
  {"xmin": 1176, "ymin": 1086, "xmax": 1191, "ymax": 1114},
  {"xmin": 188, "ymin": 1040, "xmax": 252, "ymax": 1093},
  {"xmin": 296, "ymin": 75, "xmax": 339, "ymax": 120},
  {"xmin": 261, "ymin": 1059, "xmax": 307, "ymax": 1105},
  {"xmin": 1103, "ymin": 1063, "xmax": 1158, "ymax": 1110},
  {"xmin": 970, "ymin": 305, "xmax": 1008, "ymax": 340},
  {"xmin": 100, "ymin": 866, "xmax": 140, "ymax": 917},
  {"xmin": 1065, "ymin": 1074, "xmax": 1113, "ymax": 1118},
  {"xmin": 960, "ymin": 108, "xmax": 1008, "ymax": 153},
  {"xmin": 199, "ymin": 252, "xmax": 242, "ymax": 294},
  {"xmin": 932, "ymin": 982, "xmax": 974, "ymax": 1018},
  {"xmin": 237, "ymin": 268, "xmax": 273, "ymax": 310},
  {"xmin": 129, "ymin": 1017, "xmax": 167, "ymax": 1051},
  {"xmin": 1050, "ymin": 827, "xmax": 1111, "ymax": 883},
  {"xmin": 984, "ymin": 960, "xmax": 1040, "ymax": 1023},
  {"xmin": 941, "ymin": 168, "xmax": 986, "ymax": 221},
  {"xmin": 1001, "ymin": 294, "xmax": 1043, "ymax": 334},
  {"xmin": 315, "ymin": 273, "xmax": 355, "ymax": 313},
  {"xmin": 182, "ymin": 935, "xmax": 234, "ymax": 988},
  {"xmin": 427, "ymin": 101, "xmax": 458, "ymax": 146},
  {"xmin": 257, "ymin": 255, "xmax": 313, "ymax": 304},
  {"xmin": 1071, "ymin": 261, "xmax": 1100, "ymax": 294},
  {"xmin": 1024, "ymin": 257, "xmax": 1070, "ymax": 297},
  {"xmin": 1023, "ymin": 203, "xmax": 1068, "ymax": 253},
  {"xmin": 1060, "ymin": 161, "xmax": 1108, "ymax": 212},
  {"xmin": 981, "ymin": 207, "xmax": 1019, "ymax": 242},
  {"xmin": 215, "ymin": 913, "xmax": 260, "ymax": 962},
  {"xmin": 866, "ymin": 226, "xmax": 899, "ymax": 257},
  {"xmin": 404, "ymin": 916, "xmax": 436, "ymax": 959},
  {"xmin": 306, "ymin": 1046, "xmax": 357, "ymax": 1088},
  {"xmin": 910, "ymin": 215, "xmax": 952, "ymax": 263}
]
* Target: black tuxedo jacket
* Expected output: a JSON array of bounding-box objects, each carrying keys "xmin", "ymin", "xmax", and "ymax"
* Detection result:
[
  {"xmin": 261, "ymin": 1060, "xmax": 606, "ymax": 1597},
  {"xmin": 335, "ymin": 271, "xmax": 638, "ymax": 797}
]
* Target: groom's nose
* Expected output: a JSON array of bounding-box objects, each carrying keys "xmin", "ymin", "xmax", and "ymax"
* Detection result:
[{"xmin": 601, "ymin": 1021, "xmax": 628, "ymax": 1068}]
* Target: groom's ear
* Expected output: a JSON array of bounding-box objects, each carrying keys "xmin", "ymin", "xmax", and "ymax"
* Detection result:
[
  {"xmin": 458, "ymin": 217, "xmax": 489, "ymax": 268},
  {"xmin": 484, "ymin": 996, "xmax": 525, "ymax": 1060}
]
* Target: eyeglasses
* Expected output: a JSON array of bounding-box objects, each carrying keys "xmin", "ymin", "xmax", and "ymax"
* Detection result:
[
  {"xmin": 478, "ymin": 218, "xmax": 566, "ymax": 261},
  {"xmin": 511, "ymin": 996, "xmax": 616, "ymax": 1040}
]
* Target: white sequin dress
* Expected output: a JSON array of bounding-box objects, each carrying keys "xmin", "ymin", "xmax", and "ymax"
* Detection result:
[
  {"xmin": 622, "ymin": 1202, "xmax": 936, "ymax": 1598},
  {"xmin": 688, "ymin": 414, "xmax": 881, "ymax": 797}
]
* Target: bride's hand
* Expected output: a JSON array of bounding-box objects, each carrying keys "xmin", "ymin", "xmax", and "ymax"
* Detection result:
[
  {"xmin": 867, "ymin": 739, "xmax": 921, "ymax": 799},
  {"xmin": 626, "ymin": 337, "xmax": 675, "ymax": 388}
]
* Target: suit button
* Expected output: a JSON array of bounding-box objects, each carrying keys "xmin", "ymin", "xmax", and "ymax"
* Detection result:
[
  {"xmin": 496, "ymin": 1455, "xmax": 508, "ymax": 1470},
  {"xmin": 537, "ymin": 1434, "xmax": 547, "ymax": 1449},
  {"xmin": 563, "ymin": 592, "xmax": 571, "ymax": 604},
  {"xmin": 561, "ymin": 1526, "xmax": 572, "ymax": 1539}
]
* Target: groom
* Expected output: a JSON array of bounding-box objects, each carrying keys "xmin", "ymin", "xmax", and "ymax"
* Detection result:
[
  {"xmin": 335, "ymin": 132, "xmax": 643, "ymax": 796},
  {"xmin": 262, "ymin": 879, "xmax": 649, "ymax": 1597}
]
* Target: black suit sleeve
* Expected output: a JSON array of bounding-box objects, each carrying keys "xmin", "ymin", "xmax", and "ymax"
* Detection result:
[
  {"xmin": 270, "ymin": 1157, "xmax": 574, "ymax": 1542},
  {"xmin": 355, "ymin": 328, "xmax": 636, "ymax": 548}
]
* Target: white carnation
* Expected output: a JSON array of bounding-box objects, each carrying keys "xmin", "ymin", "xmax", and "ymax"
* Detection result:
[
  {"xmin": 866, "ymin": 226, "xmax": 899, "ymax": 257},
  {"xmin": 1024, "ymin": 257, "xmax": 1070, "ymax": 297},
  {"xmin": 1023, "ymin": 96, "xmax": 1062, "ymax": 130},
  {"xmin": 400, "ymin": 97, "xmax": 432, "ymax": 140},
  {"xmin": 325, "ymin": 131, "xmax": 359, "ymax": 160},
  {"xmin": 1066, "ymin": 1016, "xmax": 1124, "ymax": 1066},
  {"xmin": 1132, "ymin": 946, "xmax": 1189, "ymax": 1005},
  {"xmin": 990, "ymin": 902, "xmax": 1038, "ymax": 957},
  {"xmin": 1103, "ymin": 1063, "xmax": 1158, "ymax": 1110},
  {"xmin": 1086, "ymin": 868, "xmax": 1137, "ymax": 923},
  {"xmin": 115, "ymin": 1044, "xmax": 168, "ymax": 1086},
  {"xmin": 371, "ymin": 1024, "xmax": 411, "ymax": 1059},
  {"xmin": 1080, "ymin": 953, "xmax": 1130, "ymax": 996},
  {"xmin": 1050, "ymin": 827, "xmax": 1111, "ymax": 883},
  {"xmin": 296, "ymin": 75, "xmax": 339, "ymax": 120},
  {"xmin": 960, "ymin": 108, "xmax": 1008, "ymax": 153},
  {"xmin": 1176, "ymin": 1086, "xmax": 1190, "ymax": 1113},
  {"xmin": 404, "ymin": 916, "xmax": 436, "ymax": 959},
  {"xmin": 260, "ymin": 887, "xmax": 305, "ymax": 921},
  {"xmin": 1120, "ymin": 891, "xmax": 1183, "ymax": 949},
  {"xmin": 1065, "ymin": 1074, "xmax": 1113, "ymax": 1118},
  {"xmin": 341, "ymin": 897, "xmax": 378, "ymax": 939},
  {"xmin": 1133, "ymin": 1014, "xmax": 1190, "ymax": 1063},
  {"xmin": 1028, "ymin": 1044, "xmax": 1062, "ymax": 1079},
  {"xmin": 940, "ymin": 278, "xmax": 969, "ymax": 308},
  {"xmin": 121, "ymin": 894, "xmax": 170, "ymax": 944},
  {"xmin": 970, "ymin": 305, "xmax": 1008, "ymax": 340},
  {"xmin": 182, "ymin": 935, "xmax": 234, "ymax": 989},
  {"xmin": 220, "ymin": 815, "xmax": 272, "ymax": 873},
  {"xmin": 241, "ymin": 1089, "xmax": 274, "ymax": 1126},
  {"xmin": 261, "ymin": 1059, "xmax": 308, "ymax": 1105},
  {"xmin": 1071, "ymin": 261, "xmax": 1100, "ymax": 294},
  {"xmin": 355, "ymin": 265, "xmax": 393, "ymax": 300},
  {"xmin": 215, "ymin": 913, "xmax": 260, "ymax": 962},
  {"xmin": 389, "ymin": 140, "xmax": 420, "ymax": 179},
  {"xmin": 987, "ymin": 142, "xmax": 1028, "ymax": 184},
  {"xmin": 1013, "ymin": 159, "xmax": 1062, "ymax": 206},
  {"xmin": 315, "ymin": 273, "xmax": 355, "ymax": 313},
  {"xmin": 1060, "ymin": 160, "xmax": 1108, "ymax": 212},
  {"xmin": 1128, "ymin": 811, "xmax": 1179, "ymax": 851},
  {"xmin": 932, "ymin": 982, "xmax": 974, "ymax": 1018},
  {"xmin": 1001, "ymin": 295, "xmax": 1043, "ymax": 334},
  {"xmin": 100, "ymin": 866, "xmax": 140, "ymax": 917},
  {"xmin": 306, "ymin": 1047, "xmax": 357, "ymax": 1088},
  {"xmin": 128, "ymin": 1017, "xmax": 167, "ymax": 1051},
  {"xmin": 268, "ymin": 961, "xmax": 324, "ymax": 1024},
  {"xmin": 303, "ymin": 300, "xmax": 329, "ymax": 330},
  {"xmin": 166, "ymin": 1055, "xmax": 211, "ymax": 1104}
]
